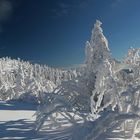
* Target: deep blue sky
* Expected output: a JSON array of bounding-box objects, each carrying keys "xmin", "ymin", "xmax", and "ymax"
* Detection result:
[{"xmin": 0, "ymin": 0, "xmax": 140, "ymax": 67}]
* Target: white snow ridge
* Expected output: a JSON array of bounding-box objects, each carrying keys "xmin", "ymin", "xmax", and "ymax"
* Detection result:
[{"xmin": 1, "ymin": 20, "xmax": 140, "ymax": 140}]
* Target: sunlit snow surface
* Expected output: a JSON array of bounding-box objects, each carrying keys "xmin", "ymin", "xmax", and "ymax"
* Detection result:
[
  {"xmin": 0, "ymin": 101, "xmax": 140, "ymax": 140},
  {"xmin": 0, "ymin": 101, "xmax": 47, "ymax": 140}
]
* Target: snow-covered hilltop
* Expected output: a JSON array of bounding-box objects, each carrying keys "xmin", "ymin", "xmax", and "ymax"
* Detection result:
[
  {"xmin": 1, "ymin": 20, "xmax": 140, "ymax": 140},
  {"xmin": 0, "ymin": 20, "xmax": 111, "ymax": 103}
]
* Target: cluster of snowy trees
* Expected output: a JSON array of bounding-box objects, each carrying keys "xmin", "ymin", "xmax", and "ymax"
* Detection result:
[
  {"xmin": 0, "ymin": 19, "xmax": 140, "ymax": 139},
  {"xmin": 35, "ymin": 20, "xmax": 140, "ymax": 139},
  {"xmin": 0, "ymin": 57, "xmax": 79, "ymax": 102}
]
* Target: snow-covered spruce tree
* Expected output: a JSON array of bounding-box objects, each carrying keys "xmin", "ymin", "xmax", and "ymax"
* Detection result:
[
  {"xmin": 85, "ymin": 20, "xmax": 111, "ymax": 96},
  {"xmin": 85, "ymin": 20, "xmax": 110, "ymax": 71},
  {"xmin": 87, "ymin": 50, "xmax": 140, "ymax": 140},
  {"xmin": 35, "ymin": 20, "xmax": 140, "ymax": 139},
  {"xmin": 35, "ymin": 20, "xmax": 113, "ymax": 133}
]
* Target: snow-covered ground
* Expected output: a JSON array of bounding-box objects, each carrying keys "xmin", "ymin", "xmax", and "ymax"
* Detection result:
[
  {"xmin": 0, "ymin": 101, "xmax": 140, "ymax": 140},
  {"xmin": 0, "ymin": 101, "xmax": 47, "ymax": 140},
  {"xmin": 0, "ymin": 101, "xmax": 93, "ymax": 140}
]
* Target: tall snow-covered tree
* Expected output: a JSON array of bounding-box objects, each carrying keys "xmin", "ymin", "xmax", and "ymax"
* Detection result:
[{"xmin": 35, "ymin": 20, "xmax": 140, "ymax": 140}]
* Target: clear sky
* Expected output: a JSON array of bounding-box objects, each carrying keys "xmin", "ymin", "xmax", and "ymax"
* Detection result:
[{"xmin": 0, "ymin": 0, "xmax": 140, "ymax": 67}]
